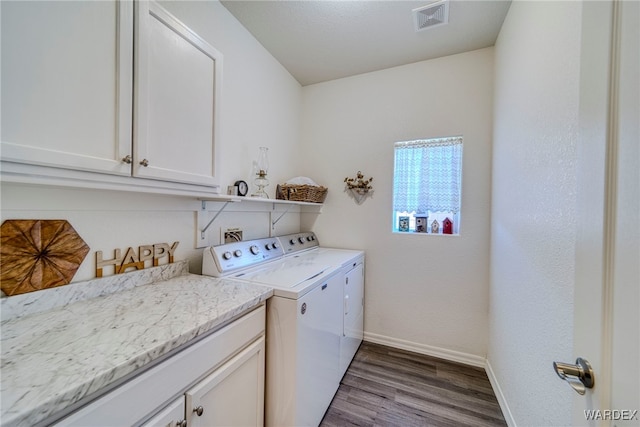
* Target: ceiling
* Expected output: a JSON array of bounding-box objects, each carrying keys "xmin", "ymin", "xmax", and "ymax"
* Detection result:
[{"xmin": 220, "ymin": 0, "xmax": 512, "ymax": 86}]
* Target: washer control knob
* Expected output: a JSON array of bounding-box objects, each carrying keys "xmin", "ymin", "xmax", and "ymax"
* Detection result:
[
  {"xmin": 250, "ymin": 245, "xmax": 260, "ymax": 255},
  {"xmin": 273, "ymin": 242, "xmax": 279, "ymax": 249},
  {"xmin": 222, "ymin": 251, "xmax": 232, "ymax": 260},
  {"xmin": 265, "ymin": 244, "xmax": 272, "ymax": 251},
  {"xmin": 298, "ymin": 237, "xmax": 305, "ymax": 244},
  {"xmin": 233, "ymin": 249, "xmax": 242, "ymax": 257},
  {"xmin": 306, "ymin": 236, "xmax": 312, "ymax": 241},
  {"xmin": 290, "ymin": 239, "xmax": 296, "ymax": 245}
]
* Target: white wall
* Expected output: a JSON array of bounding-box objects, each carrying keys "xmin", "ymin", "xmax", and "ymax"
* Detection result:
[
  {"xmin": 300, "ymin": 48, "xmax": 494, "ymax": 362},
  {"xmin": 1, "ymin": 0, "xmax": 303, "ymax": 283},
  {"xmin": 488, "ymin": 2, "xmax": 582, "ymax": 425}
]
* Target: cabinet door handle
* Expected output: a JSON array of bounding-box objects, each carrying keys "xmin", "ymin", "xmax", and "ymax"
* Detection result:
[
  {"xmin": 121, "ymin": 155, "xmax": 132, "ymax": 164},
  {"xmin": 193, "ymin": 405, "xmax": 204, "ymax": 417},
  {"xmin": 176, "ymin": 420, "xmax": 187, "ymax": 427},
  {"xmin": 139, "ymin": 158, "xmax": 150, "ymax": 167}
]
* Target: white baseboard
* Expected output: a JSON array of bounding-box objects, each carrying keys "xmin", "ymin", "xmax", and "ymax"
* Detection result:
[
  {"xmin": 363, "ymin": 331, "xmax": 486, "ymax": 367},
  {"xmin": 485, "ymin": 359, "xmax": 517, "ymax": 427}
]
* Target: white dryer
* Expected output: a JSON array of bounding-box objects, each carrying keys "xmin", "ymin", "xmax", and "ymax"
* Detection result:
[{"xmin": 276, "ymin": 233, "xmax": 365, "ymax": 377}]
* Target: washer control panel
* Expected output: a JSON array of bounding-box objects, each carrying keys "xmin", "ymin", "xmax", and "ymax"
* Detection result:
[
  {"xmin": 277, "ymin": 232, "xmax": 319, "ymax": 255},
  {"xmin": 203, "ymin": 237, "xmax": 283, "ymax": 276}
]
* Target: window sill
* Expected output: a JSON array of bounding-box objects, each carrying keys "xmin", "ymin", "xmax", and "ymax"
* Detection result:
[{"xmin": 392, "ymin": 231, "xmax": 460, "ymax": 236}]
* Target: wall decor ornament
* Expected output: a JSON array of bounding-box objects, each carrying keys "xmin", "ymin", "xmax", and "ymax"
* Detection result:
[
  {"xmin": 344, "ymin": 171, "xmax": 373, "ymax": 204},
  {"xmin": 415, "ymin": 216, "xmax": 428, "ymax": 233},
  {"xmin": 398, "ymin": 216, "xmax": 410, "ymax": 232},
  {"xmin": 0, "ymin": 219, "xmax": 90, "ymax": 296},
  {"xmin": 443, "ymin": 217, "xmax": 453, "ymax": 234}
]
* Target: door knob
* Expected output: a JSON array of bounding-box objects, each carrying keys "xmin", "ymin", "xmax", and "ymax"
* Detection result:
[{"xmin": 553, "ymin": 357, "xmax": 595, "ymax": 395}]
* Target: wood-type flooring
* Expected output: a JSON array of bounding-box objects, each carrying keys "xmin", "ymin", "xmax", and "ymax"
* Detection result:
[{"xmin": 320, "ymin": 342, "xmax": 507, "ymax": 427}]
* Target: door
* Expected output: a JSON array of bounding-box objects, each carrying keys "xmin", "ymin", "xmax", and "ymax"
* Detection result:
[
  {"xmin": 0, "ymin": 0, "xmax": 133, "ymax": 175},
  {"xmin": 140, "ymin": 396, "xmax": 185, "ymax": 427},
  {"xmin": 134, "ymin": 1, "xmax": 222, "ymax": 187},
  {"xmin": 572, "ymin": 1, "xmax": 639, "ymax": 425},
  {"xmin": 185, "ymin": 337, "xmax": 265, "ymax": 427}
]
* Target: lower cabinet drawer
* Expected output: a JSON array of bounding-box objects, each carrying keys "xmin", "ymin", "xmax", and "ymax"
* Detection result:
[{"xmin": 52, "ymin": 304, "xmax": 265, "ymax": 426}]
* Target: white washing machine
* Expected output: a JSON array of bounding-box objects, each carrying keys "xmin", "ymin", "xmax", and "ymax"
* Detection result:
[{"xmin": 202, "ymin": 233, "xmax": 364, "ymax": 427}]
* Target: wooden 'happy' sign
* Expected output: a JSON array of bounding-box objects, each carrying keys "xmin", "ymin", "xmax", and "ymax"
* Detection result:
[{"xmin": 96, "ymin": 242, "xmax": 179, "ymax": 277}]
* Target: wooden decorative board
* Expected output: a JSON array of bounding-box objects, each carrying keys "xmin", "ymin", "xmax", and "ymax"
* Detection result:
[{"xmin": 1, "ymin": 220, "xmax": 90, "ymax": 296}]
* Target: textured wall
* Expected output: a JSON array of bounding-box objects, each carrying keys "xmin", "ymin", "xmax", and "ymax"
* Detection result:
[
  {"xmin": 488, "ymin": 1, "xmax": 582, "ymax": 425},
  {"xmin": 300, "ymin": 48, "xmax": 494, "ymax": 361}
]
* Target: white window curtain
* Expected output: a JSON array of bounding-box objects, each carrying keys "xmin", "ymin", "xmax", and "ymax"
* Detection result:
[{"xmin": 393, "ymin": 137, "xmax": 463, "ymax": 213}]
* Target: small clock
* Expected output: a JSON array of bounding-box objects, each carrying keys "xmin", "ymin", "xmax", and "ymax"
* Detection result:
[{"xmin": 234, "ymin": 180, "xmax": 248, "ymax": 196}]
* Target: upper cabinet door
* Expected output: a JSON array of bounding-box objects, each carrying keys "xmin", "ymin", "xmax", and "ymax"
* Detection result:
[
  {"xmin": 0, "ymin": 1, "xmax": 133, "ymax": 176},
  {"xmin": 134, "ymin": 1, "xmax": 222, "ymax": 187}
]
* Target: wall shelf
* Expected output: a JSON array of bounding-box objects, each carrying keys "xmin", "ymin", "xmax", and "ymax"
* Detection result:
[
  {"xmin": 196, "ymin": 196, "xmax": 323, "ymax": 248},
  {"xmin": 198, "ymin": 194, "xmax": 324, "ymax": 207}
]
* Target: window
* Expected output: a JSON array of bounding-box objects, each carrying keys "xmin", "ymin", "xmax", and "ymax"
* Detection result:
[{"xmin": 392, "ymin": 136, "xmax": 463, "ymax": 234}]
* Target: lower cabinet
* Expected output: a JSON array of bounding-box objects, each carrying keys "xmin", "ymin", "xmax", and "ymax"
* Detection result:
[
  {"xmin": 185, "ymin": 337, "xmax": 264, "ymax": 427},
  {"xmin": 53, "ymin": 305, "xmax": 265, "ymax": 427},
  {"xmin": 143, "ymin": 337, "xmax": 265, "ymax": 427},
  {"xmin": 142, "ymin": 397, "xmax": 185, "ymax": 427}
]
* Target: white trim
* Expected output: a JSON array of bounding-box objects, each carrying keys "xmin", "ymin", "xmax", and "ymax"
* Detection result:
[
  {"xmin": 485, "ymin": 359, "xmax": 517, "ymax": 427},
  {"xmin": 0, "ymin": 162, "xmax": 219, "ymax": 198},
  {"xmin": 363, "ymin": 331, "xmax": 485, "ymax": 368},
  {"xmin": 598, "ymin": 0, "xmax": 623, "ymax": 410},
  {"xmin": 116, "ymin": 0, "xmax": 134, "ymax": 171}
]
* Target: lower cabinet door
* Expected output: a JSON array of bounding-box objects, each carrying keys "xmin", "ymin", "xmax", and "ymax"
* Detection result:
[
  {"xmin": 186, "ymin": 337, "xmax": 265, "ymax": 427},
  {"xmin": 141, "ymin": 396, "xmax": 185, "ymax": 427}
]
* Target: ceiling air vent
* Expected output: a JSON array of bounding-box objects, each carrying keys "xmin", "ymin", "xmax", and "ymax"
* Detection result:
[{"xmin": 413, "ymin": 0, "xmax": 449, "ymax": 32}]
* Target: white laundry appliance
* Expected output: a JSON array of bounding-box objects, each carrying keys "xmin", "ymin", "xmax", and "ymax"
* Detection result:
[
  {"xmin": 202, "ymin": 232, "xmax": 364, "ymax": 427},
  {"xmin": 276, "ymin": 232, "xmax": 365, "ymax": 377}
]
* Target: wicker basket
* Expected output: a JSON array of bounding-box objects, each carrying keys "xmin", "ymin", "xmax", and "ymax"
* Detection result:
[{"xmin": 276, "ymin": 184, "xmax": 328, "ymax": 203}]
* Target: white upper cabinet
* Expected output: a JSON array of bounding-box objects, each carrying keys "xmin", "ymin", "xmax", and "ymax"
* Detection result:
[
  {"xmin": 134, "ymin": 2, "xmax": 222, "ymax": 187},
  {"xmin": 1, "ymin": 1, "xmax": 133, "ymax": 176},
  {"xmin": 1, "ymin": 1, "xmax": 221, "ymax": 191}
]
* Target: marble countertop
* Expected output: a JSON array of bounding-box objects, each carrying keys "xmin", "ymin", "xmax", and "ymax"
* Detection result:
[{"xmin": 0, "ymin": 261, "xmax": 273, "ymax": 427}]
